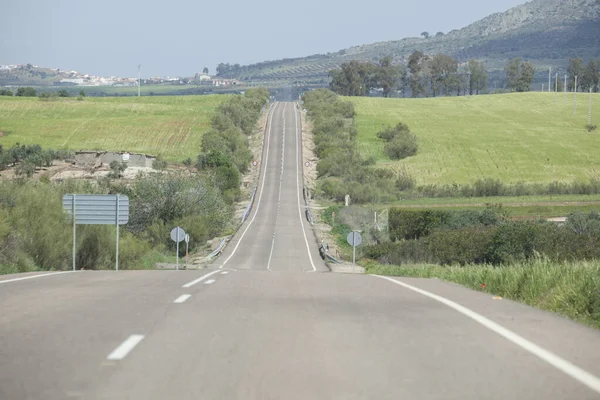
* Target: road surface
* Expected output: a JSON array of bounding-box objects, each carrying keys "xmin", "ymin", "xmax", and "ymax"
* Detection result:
[{"xmin": 1, "ymin": 102, "xmax": 600, "ymax": 400}]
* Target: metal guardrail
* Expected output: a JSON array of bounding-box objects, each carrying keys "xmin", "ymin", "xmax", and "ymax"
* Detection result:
[
  {"xmin": 319, "ymin": 242, "xmax": 342, "ymax": 264},
  {"xmin": 241, "ymin": 187, "xmax": 257, "ymax": 223},
  {"xmin": 206, "ymin": 238, "xmax": 227, "ymax": 260},
  {"xmin": 305, "ymin": 208, "xmax": 314, "ymax": 225}
]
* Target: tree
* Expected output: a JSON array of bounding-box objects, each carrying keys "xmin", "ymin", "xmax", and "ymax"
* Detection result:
[
  {"xmin": 435, "ymin": 32, "xmax": 444, "ymax": 37},
  {"xmin": 567, "ymin": 58, "xmax": 585, "ymax": 91},
  {"xmin": 79, "ymin": 90, "xmax": 86, "ymax": 97},
  {"xmin": 468, "ymin": 60, "xmax": 488, "ymax": 95},
  {"xmin": 16, "ymin": 87, "xmax": 37, "ymax": 97},
  {"xmin": 517, "ymin": 61, "xmax": 535, "ymax": 92},
  {"xmin": 203, "ymin": 67, "xmax": 209, "ymax": 74},
  {"xmin": 581, "ymin": 60, "xmax": 599, "ymax": 92},
  {"xmin": 504, "ymin": 58, "xmax": 521, "ymax": 91},
  {"xmin": 408, "ymin": 51, "xmax": 428, "ymax": 97},
  {"xmin": 0, "ymin": 89, "xmax": 13, "ymax": 96},
  {"xmin": 430, "ymin": 54, "xmax": 458, "ymax": 96},
  {"xmin": 58, "ymin": 90, "xmax": 69, "ymax": 97},
  {"xmin": 504, "ymin": 58, "xmax": 534, "ymax": 92},
  {"xmin": 376, "ymin": 57, "xmax": 399, "ymax": 98},
  {"xmin": 421, "ymin": 32, "xmax": 430, "ymax": 39}
]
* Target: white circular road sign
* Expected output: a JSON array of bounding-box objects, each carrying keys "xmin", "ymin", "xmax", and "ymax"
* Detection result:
[{"xmin": 170, "ymin": 227, "xmax": 186, "ymax": 243}]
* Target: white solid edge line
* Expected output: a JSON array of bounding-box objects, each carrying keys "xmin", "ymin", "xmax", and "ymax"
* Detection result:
[
  {"xmin": 294, "ymin": 104, "xmax": 317, "ymax": 272},
  {"xmin": 219, "ymin": 102, "xmax": 278, "ymax": 269},
  {"xmin": 174, "ymin": 294, "xmax": 191, "ymax": 303},
  {"xmin": 182, "ymin": 269, "xmax": 222, "ymax": 288},
  {"xmin": 373, "ymin": 274, "xmax": 600, "ymax": 394},
  {"xmin": 0, "ymin": 271, "xmax": 75, "ymax": 284},
  {"xmin": 107, "ymin": 334, "xmax": 145, "ymax": 361}
]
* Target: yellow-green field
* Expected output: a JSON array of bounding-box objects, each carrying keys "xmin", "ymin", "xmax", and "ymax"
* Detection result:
[
  {"xmin": 350, "ymin": 93, "xmax": 600, "ymax": 185},
  {"xmin": 0, "ymin": 95, "xmax": 227, "ymax": 161}
]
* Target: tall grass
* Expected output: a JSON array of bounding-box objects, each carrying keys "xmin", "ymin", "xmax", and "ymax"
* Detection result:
[{"xmin": 366, "ymin": 259, "xmax": 600, "ymax": 328}]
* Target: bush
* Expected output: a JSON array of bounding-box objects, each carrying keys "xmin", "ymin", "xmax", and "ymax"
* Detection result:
[
  {"xmin": 16, "ymin": 87, "xmax": 37, "ymax": 97},
  {"xmin": 152, "ymin": 157, "xmax": 168, "ymax": 171},
  {"xmin": 389, "ymin": 209, "xmax": 449, "ymax": 241},
  {"xmin": 0, "ymin": 89, "xmax": 13, "ymax": 96},
  {"xmin": 377, "ymin": 123, "xmax": 418, "ymax": 160},
  {"xmin": 426, "ymin": 226, "xmax": 497, "ymax": 265},
  {"xmin": 586, "ymin": 124, "xmax": 597, "ymax": 133},
  {"xmin": 384, "ymin": 134, "xmax": 418, "ymax": 160}
]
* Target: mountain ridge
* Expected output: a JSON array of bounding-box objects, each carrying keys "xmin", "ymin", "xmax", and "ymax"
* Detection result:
[{"xmin": 218, "ymin": 0, "xmax": 600, "ymax": 82}]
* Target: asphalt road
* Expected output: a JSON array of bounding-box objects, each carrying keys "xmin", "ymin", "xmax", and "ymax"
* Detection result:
[{"xmin": 2, "ymin": 102, "xmax": 600, "ymax": 400}]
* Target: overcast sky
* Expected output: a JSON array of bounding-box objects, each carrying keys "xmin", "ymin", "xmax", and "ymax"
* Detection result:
[{"xmin": 1, "ymin": 0, "xmax": 527, "ymax": 78}]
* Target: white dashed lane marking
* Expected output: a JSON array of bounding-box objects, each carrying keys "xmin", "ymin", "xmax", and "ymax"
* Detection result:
[
  {"xmin": 106, "ymin": 335, "xmax": 145, "ymax": 361},
  {"xmin": 174, "ymin": 294, "xmax": 191, "ymax": 304}
]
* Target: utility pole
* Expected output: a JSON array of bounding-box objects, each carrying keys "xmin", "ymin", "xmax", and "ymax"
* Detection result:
[
  {"xmin": 555, "ymin": 72, "xmax": 558, "ymax": 102},
  {"xmin": 564, "ymin": 74, "xmax": 567, "ymax": 105},
  {"xmin": 549, "ymin": 67, "xmax": 552, "ymax": 93},
  {"xmin": 138, "ymin": 64, "xmax": 141, "ymax": 97},
  {"xmin": 590, "ymin": 87, "xmax": 593, "ymax": 126},
  {"xmin": 574, "ymin": 75, "xmax": 578, "ymax": 114}
]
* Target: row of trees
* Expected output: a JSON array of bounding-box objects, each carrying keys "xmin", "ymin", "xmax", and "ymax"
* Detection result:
[
  {"xmin": 567, "ymin": 58, "xmax": 600, "ymax": 92},
  {"xmin": 330, "ymin": 53, "xmax": 600, "ymax": 98},
  {"xmin": 329, "ymin": 52, "xmax": 488, "ymax": 98}
]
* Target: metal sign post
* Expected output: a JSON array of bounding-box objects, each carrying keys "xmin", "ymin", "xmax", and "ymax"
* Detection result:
[
  {"xmin": 170, "ymin": 227, "xmax": 186, "ymax": 271},
  {"xmin": 346, "ymin": 231, "xmax": 363, "ymax": 274},
  {"xmin": 185, "ymin": 234, "xmax": 190, "ymax": 267},
  {"xmin": 63, "ymin": 194, "xmax": 129, "ymax": 271}
]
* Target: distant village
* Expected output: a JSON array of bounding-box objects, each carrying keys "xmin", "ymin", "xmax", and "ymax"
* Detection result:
[{"xmin": 0, "ymin": 64, "xmax": 243, "ymax": 87}]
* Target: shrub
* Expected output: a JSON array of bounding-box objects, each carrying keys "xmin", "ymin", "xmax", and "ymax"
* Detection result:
[
  {"xmin": 389, "ymin": 209, "xmax": 449, "ymax": 241},
  {"xmin": 426, "ymin": 226, "xmax": 497, "ymax": 265},
  {"xmin": 152, "ymin": 157, "xmax": 168, "ymax": 171},
  {"xmin": 586, "ymin": 124, "xmax": 597, "ymax": 132},
  {"xmin": 384, "ymin": 134, "xmax": 418, "ymax": 160}
]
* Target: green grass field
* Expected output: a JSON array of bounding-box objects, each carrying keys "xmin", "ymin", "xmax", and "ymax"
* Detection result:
[
  {"xmin": 0, "ymin": 95, "xmax": 226, "ymax": 161},
  {"xmin": 350, "ymin": 92, "xmax": 600, "ymax": 185}
]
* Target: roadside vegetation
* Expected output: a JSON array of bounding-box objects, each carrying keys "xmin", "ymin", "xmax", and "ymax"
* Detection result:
[
  {"xmin": 0, "ymin": 89, "xmax": 269, "ymax": 274},
  {"xmin": 366, "ymin": 260, "xmax": 600, "ymax": 328}
]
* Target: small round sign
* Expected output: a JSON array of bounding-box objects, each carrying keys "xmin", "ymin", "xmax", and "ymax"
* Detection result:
[
  {"xmin": 252, "ymin": 160, "xmax": 258, "ymax": 167},
  {"xmin": 170, "ymin": 227, "xmax": 186, "ymax": 243},
  {"xmin": 346, "ymin": 231, "xmax": 362, "ymax": 247},
  {"xmin": 184, "ymin": 234, "xmax": 190, "ymax": 244},
  {"xmin": 305, "ymin": 161, "xmax": 310, "ymax": 167}
]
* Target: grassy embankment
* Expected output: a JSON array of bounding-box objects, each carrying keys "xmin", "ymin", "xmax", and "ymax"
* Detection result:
[
  {"xmin": 349, "ymin": 92, "xmax": 600, "ymax": 218},
  {"xmin": 0, "ymin": 95, "xmax": 226, "ymax": 162},
  {"xmin": 366, "ymin": 260, "xmax": 600, "ymax": 328}
]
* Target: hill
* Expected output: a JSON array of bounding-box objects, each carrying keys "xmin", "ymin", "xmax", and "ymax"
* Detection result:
[
  {"xmin": 0, "ymin": 95, "xmax": 226, "ymax": 161},
  {"xmin": 219, "ymin": 0, "xmax": 600, "ymax": 83},
  {"xmin": 349, "ymin": 92, "xmax": 600, "ymax": 185}
]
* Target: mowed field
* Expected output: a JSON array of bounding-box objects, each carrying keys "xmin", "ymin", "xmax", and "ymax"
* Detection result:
[
  {"xmin": 0, "ymin": 95, "xmax": 227, "ymax": 161},
  {"xmin": 350, "ymin": 93, "xmax": 600, "ymax": 185}
]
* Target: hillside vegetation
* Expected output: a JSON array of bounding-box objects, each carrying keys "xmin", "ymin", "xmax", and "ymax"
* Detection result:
[
  {"xmin": 0, "ymin": 95, "xmax": 226, "ymax": 161},
  {"xmin": 350, "ymin": 92, "xmax": 600, "ymax": 185},
  {"xmin": 219, "ymin": 0, "xmax": 600, "ymax": 83}
]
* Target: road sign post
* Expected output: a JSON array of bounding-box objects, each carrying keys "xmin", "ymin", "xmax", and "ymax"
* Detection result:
[
  {"xmin": 346, "ymin": 231, "xmax": 363, "ymax": 273},
  {"xmin": 170, "ymin": 227, "xmax": 186, "ymax": 270},
  {"xmin": 185, "ymin": 234, "xmax": 190, "ymax": 266},
  {"xmin": 63, "ymin": 194, "xmax": 129, "ymax": 271}
]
